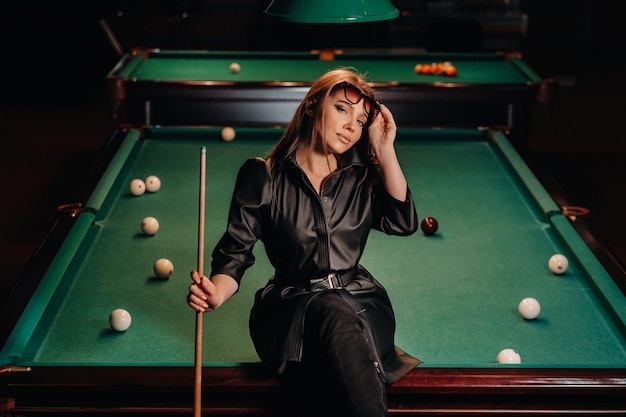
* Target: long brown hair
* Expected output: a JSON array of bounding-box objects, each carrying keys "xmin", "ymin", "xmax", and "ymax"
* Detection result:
[{"xmin": 266, "ymin": 67, "xmax": 380, "ymax": 183}]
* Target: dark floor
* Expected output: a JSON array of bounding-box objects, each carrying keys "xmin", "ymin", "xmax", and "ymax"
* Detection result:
[{"xmin": 1, "ymin": 57, "xmax": 626, "ymax": 304}]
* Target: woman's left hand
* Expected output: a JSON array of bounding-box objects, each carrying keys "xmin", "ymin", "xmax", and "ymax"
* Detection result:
[
  {"xmin": 366, "ymin": 103, "xmax": 408, "ymax": 201},
  {"xmin": 368, "ymin": 104, "xmax": 397, "ymax": 152}
]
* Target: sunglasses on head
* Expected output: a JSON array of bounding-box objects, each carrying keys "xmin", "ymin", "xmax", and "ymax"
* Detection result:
[{"xmin": 333, "ymin": 81, "xmax": 381, "ymax": 121}]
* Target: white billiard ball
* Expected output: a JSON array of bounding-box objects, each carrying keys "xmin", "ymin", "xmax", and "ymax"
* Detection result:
[
  {"xmin": 141, "ymin": 216, "xmax": 159, "ymax": 235},
  {"xmin": 130, "ymin": 178, "xmax": 146, "ymax": 196},
  {"xmin": 145, "ymin": 175, "xmax": 161, "ymax": 192},
  {"xmin": 496, "ymin": 348, "xmax": 521, "ymax": 364},
  {"xmin": 221, "ymin": 126, "xmax": 236, "ymax": 142},
  {"xmin": 154, "ymin": 258, "xmax": 174, "ymax": 279},
  {"xmin": 548, "ymin": 254, "xmax": 569, "ymax": 274},
  {"xmin": 109, "ymin": 308, "xmax": 132, "ymax": 332},
  {"xmin": 229, "ymin": 62, "xmax": 240, "ymax": 74},
  {"xmin": 518, "ymin": 297, "xmax": 541, "ymax": 320}
]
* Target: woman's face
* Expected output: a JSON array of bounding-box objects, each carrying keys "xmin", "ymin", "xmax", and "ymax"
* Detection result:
[{"xmin": 320, "ymin": 87, "xmax": 369, "ymax": 155}]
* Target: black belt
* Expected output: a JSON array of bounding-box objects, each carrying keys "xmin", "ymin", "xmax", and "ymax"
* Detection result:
[
  {"xmin": 306, "ymin": 269, "xmax": 356, "ymax": 292},
  {"xmin": 267, "ymin": 269, "xmax": 359, "ymax": 300}
]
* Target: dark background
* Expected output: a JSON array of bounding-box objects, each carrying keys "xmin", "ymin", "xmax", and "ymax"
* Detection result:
[{"xmin": 1, "ymin": 0, "xmax": 625, "ymax": 304}]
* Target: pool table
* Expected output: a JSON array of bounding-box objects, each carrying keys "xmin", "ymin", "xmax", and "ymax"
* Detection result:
[
  {"xmin": 107, "ymin": 49, "xmax": 550, "ymax": 138},
  {"xmin": 1, "ymin": 126, "xmax": 625, "ymax": 416}
]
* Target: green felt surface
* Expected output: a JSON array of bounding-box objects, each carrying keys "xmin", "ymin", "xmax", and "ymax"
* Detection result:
[
  {"xmin": 2, "ymin": 127, "xmax": 624, "ymax": 369},
  {"xmin": 116, "ymin": 50, "xmax": 537, "ymax": 84}
]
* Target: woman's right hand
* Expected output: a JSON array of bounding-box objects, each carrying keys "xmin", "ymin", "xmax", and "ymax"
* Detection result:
[
  {"xmin": 187, "ymin": 271, "xmax": 239, "ymax": 312},
  {"xmin": 187, "ymin": 270, "xmax": 216, "ymax": 312}
]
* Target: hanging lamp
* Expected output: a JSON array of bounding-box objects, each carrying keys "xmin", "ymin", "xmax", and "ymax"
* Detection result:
[{"xmin": 264, "ymin": 0, "xmax": 399, "ymax": 23}]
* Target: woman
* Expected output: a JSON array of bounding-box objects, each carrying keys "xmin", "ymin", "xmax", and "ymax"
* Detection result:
[{"xmin": 187, "ymin": 67, "xmax": 420, "ymax": 416}]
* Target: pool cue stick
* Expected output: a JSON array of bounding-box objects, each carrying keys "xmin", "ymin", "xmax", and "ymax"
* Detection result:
[
  {"xmin": 98, "ymin": 18, "xmax": 124, "ymax": 57},
  {"xmin": 194, "ymin": 146, "xmax": 206, "ymax": 417}
]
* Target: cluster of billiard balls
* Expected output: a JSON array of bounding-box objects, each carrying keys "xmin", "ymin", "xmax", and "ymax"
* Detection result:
[
  {"xmin": 112, "ymin": 126, "xmax": 236, "ymax": 332},
  {"xmin": 109, "ymin": 127, "xmax": 240, "ymax": 332},
  {"xmin": 129, "ymin": 174, "xmax": 162, "ymax": 196},
  {"xmin": 496, "ymin": 253, "xmax": 570, "ymax": 364},
  {"xmin": 117, "ymin": 128, "xmax": 237, "ymax": 332},
  {"xmin": 414, "ymin": 61, "xmax": 457, "ymax": 77},
  {"xmin": 131, "ymin": 176, "xmax": 175, "ymax": 279},
  {"xmin": 109, "ymin": 174, "xmax": 175, "ymax": 332},
  {"xmin": 514, "ymin": 253, "xmax": 569, "ymax": 321}
]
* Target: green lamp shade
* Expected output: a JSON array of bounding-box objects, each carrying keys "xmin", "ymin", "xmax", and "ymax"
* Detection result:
[{"xmin": 264, "ymin": 0, "xmax": 399, "ymax": 23}]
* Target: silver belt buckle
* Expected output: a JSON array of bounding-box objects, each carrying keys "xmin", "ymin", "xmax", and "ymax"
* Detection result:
[{"xmin": 327, "ymin": 273, "xmax": 339, "ymax": 289}]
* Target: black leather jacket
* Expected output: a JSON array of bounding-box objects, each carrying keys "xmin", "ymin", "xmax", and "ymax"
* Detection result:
[{"xmin": 210, "ymin": 148, "xmax": 418, "ymax": 285}]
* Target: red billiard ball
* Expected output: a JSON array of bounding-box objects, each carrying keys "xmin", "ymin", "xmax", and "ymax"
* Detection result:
[{"xmin": 421, "ymin": 217, "xmax": 438, "ymax": 235}]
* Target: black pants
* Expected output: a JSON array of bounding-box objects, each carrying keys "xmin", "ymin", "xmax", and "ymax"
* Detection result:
[{"xmin": 283, "ymin": 291, "xmax": 387, "ymax": 417}]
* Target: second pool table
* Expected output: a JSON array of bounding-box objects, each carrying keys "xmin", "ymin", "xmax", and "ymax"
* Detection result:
[
  {"xmin": 107, "ymin": 49, "xmax": 549, "ymax": 138},
  {"xmin": 1, "ymin": 127, "xmax": 624, "ymax": 415}
]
